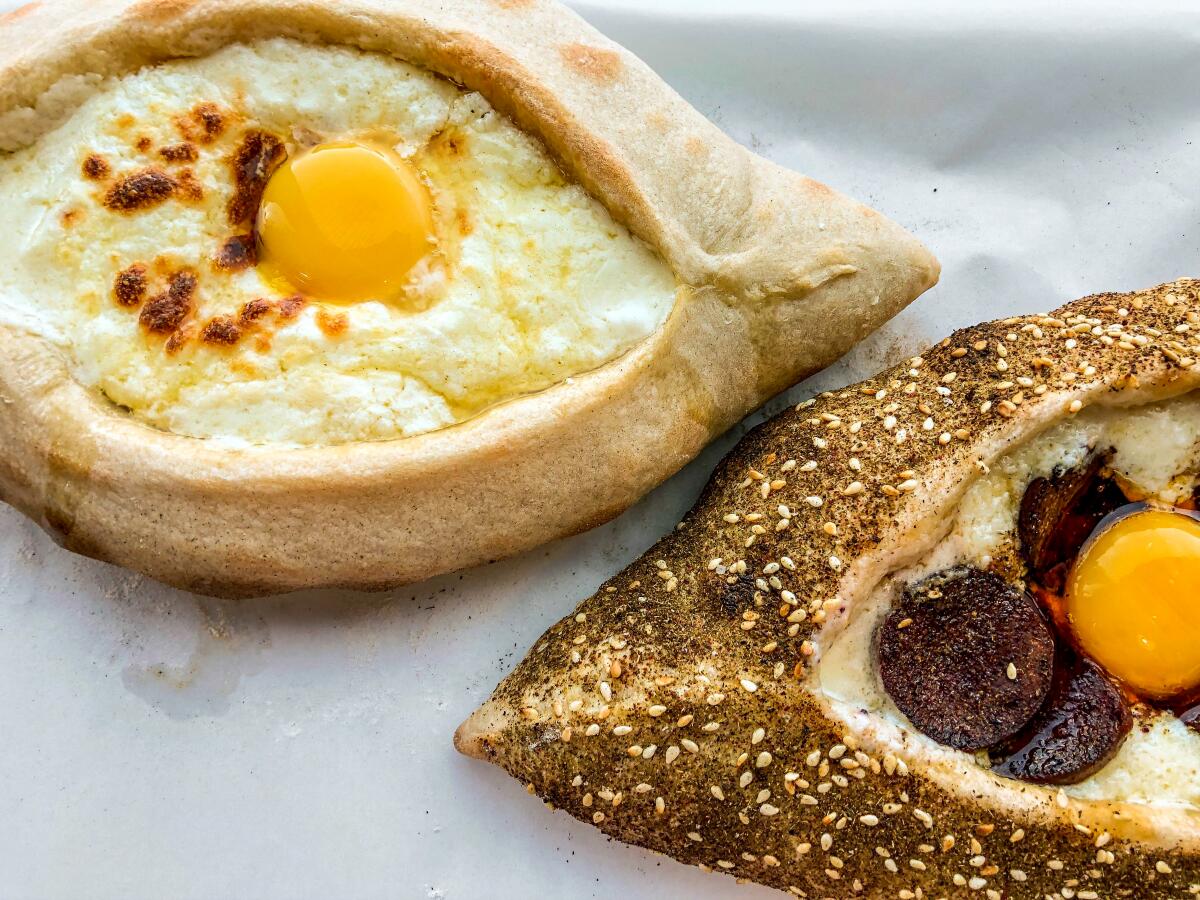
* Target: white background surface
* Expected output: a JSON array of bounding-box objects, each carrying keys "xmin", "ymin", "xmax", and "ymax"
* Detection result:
[{"xmin": 0, "ymin": 2, "xmax": 1197, "ymax": 898}]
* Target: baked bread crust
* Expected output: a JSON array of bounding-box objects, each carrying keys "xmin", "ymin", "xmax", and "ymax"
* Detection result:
[
  {"xmin": 458, "ymin": 279, "xmax": 1200, "ymax": 898},
  {"xmin": 0, "ymin": 0, "xmax": 936, "ymax": 597}
]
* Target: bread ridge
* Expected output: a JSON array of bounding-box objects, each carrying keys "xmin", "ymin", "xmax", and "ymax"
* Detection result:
[
  {"xmin": 458, "ymin": 278, "xmax": 1200, "ymax": 898},
  {"xmin": 0, "ymin": 0, "xmax": 936, "ymax": 596}
]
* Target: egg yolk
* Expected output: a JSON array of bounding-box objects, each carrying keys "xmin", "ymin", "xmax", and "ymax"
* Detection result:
[
  {"xmin": 257, "ymin": 141, "xmax": 434, "ymax": 303},
  {"xmin": 1067, "ymin": 508, "xmax": 1200, "ymax": 699}
]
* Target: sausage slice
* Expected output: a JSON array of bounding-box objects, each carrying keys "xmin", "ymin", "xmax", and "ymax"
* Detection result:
[
  {"xmin": 1018, "ymin": 454, "xmax": 1126, "ymax": 590},
  {"xmin": 993, "ymin": 658, "xmax": 1132, "ymax": 784},
  {"xmin": 877, "ymin": 568, "xmax": 1055, "ymax": 752}
]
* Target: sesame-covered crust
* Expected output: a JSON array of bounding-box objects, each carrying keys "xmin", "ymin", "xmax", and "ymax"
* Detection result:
[{"xmin": 457, "ymin": 279, "xmax": 1200, "ymax": 899}]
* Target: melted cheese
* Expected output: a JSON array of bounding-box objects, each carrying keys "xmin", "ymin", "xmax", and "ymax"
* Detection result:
[{"xmin": 0, "ymin": 39, "xmax": 677, "ymax": 446}]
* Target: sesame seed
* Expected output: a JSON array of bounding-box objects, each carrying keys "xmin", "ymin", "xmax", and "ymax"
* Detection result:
[{"xmin": 740, "ymin": 679, "xmax": 758, "ymax": 693}]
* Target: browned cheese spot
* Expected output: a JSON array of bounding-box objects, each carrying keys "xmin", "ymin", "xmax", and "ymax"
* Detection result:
[
  {"xmin": 214, "ymin": 233, "xmax": 257, "ymax": 271},
  {"xmin": 276, "ymin": 295, "xmax": 307, "ymax": 319},
  {"xmin": 103, "ymin": 168, "xmax": 177, "ymax": 213},
  {"xmin": 200, "ymin": 316, "xmax": 242, "ymax": 346},
  {"xmin": 135, "ymin": 136, "xmax": 153, "ymax": 153},
  {"xmin": 81, "ymin": 155, "xmax": 110, "ymax": 181},
  {"xmin": 60, "ymin": 208, "xmax": 81, "ymax": 228},
  {"xmin": 559, "ymin": 42, "xmax": 623, "ymax": 84},
  {"xmin": 316, "ymin": 308, "xmax": 348, "ymax": 338},
  {"xmin": 227, "ymin": 131, "xmax": 287, "ymax": 227},
  {"xmin": 176, "ymin": 102, "xmax": 227, "ymax": 145},
  {"xmin": 159, "ymin": 142, "xmax": 198, "ymax": 164},
  {"xmin": 175, "ymin": 169, "xmax": 204, "ymax": 202},
  {"xmin": 113, "ymin": 263, "xmax": 148, "ymax": 307},
  {"xmin": 238, "ymin": 297, "xmax": 272, "ymax": 325},
  {"xmin": 139, "ymin": 270, "xmax": 196, "ymax": 335},
  {"xmin": 164, "ymin": 324, "xmax": 193, "ymax": 355}
]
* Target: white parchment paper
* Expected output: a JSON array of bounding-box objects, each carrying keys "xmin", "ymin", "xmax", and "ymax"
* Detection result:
[{"xmin": 0, "ymin": 2, "xmax": 1196, "ymax": 897}]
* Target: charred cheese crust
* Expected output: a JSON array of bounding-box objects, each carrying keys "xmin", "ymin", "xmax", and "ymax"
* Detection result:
[{"xmin": 459, "ymin": 279, "xmax": 1200, "ymax": 899}]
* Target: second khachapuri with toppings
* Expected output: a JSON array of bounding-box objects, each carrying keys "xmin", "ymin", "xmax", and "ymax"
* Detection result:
[{"xmin": 459, "ymin": 279, "xmax": 1200, "ymax": 898}]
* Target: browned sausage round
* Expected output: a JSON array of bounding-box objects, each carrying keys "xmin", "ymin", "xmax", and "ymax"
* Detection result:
[{"xmin": 877, "ymin": 568, "xmax": 1055, "ymax": 752}]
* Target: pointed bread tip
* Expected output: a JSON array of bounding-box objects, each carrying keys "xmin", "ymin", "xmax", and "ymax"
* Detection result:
[{"xmin": 454, "ymin": 703, "xmax": 501, "ymax": 760}]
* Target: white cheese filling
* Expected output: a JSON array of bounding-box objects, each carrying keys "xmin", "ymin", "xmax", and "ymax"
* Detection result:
[{"xmin": 0, "ymin": 39, "xmax": 678, "ymax": 446}]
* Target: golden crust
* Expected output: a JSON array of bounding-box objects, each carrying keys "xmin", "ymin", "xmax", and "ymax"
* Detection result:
[
  {"xmin": 0, "ymin": 0, "xmax": 936, "ymax": 597},
  {"xmin": 458, "ymin": 279, "xmax": 1200, "ymax": 898}
]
